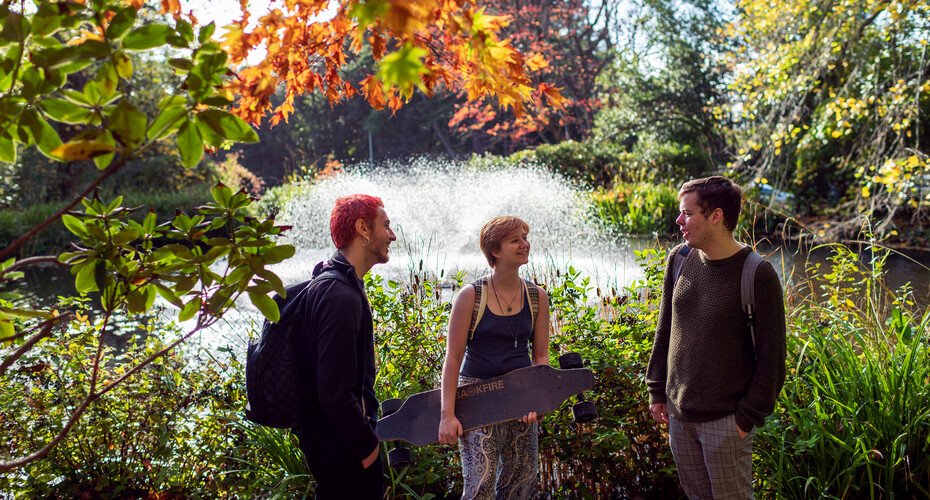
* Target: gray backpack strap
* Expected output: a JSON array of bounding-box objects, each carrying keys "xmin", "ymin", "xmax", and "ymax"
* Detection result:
[
  {"xmin": 467, "ymin": 277, "xmax": 488, "ymax": 342},
  {"xmin": 741, "ymin": 251, "xmax": 765, "ymax": 357},
  {"xmin": 671, "ymin": 245, "xmax": 694, "ymax": 284},
  {"xmin": 523, "ymin": 279, "xmax": 539, "ymax": 331}
]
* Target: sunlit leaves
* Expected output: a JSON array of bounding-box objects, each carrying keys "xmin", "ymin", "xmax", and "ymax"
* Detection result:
[
  {"xmin": 219, "ymin": 0, "xmax": 562, "ymax": 125},
  {"xmin": 122, "ymin": 23, "xmax": 173, "ymax": 50}
]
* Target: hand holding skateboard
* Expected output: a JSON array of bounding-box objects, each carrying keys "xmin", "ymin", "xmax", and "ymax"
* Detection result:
[{"xmin": 379, "ymin": 352, "xmax": 596, "ymax": 469}]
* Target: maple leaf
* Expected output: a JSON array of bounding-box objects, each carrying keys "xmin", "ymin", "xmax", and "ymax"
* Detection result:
[
  {"xmin": 525, "ymin": 53, "xmax": 549, "ymax": 71},
  {"xmin": 361, "ymin": 75, "xmax": 386, "ymax": 110}
]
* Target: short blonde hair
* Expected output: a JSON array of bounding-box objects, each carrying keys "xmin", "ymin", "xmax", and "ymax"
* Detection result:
[{"xmin": 479, "ymin": 216, "xmax": 530, "ymax": 268}]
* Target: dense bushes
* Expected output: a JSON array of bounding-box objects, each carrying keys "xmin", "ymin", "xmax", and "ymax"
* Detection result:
[{"xmin": 3, "ymin": 243, "xmax": 928, "ymax": 498}]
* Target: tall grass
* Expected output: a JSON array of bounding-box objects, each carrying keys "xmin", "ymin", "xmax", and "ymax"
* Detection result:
[{"xmin": 756, "ymin": 244, "xmax": 930, "ymax": 499}]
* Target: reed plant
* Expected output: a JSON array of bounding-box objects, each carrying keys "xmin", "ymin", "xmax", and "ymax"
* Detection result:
[{"xmin": 755, "ymin": 244, "xmax": 930, "ymax": 499}]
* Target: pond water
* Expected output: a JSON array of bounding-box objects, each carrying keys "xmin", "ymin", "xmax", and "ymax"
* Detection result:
[{"xmin": 6, "ymin": 160, "xmax": 930, "ymax": 350}]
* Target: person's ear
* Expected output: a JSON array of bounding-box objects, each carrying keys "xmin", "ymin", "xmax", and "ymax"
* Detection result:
[{"xmin": 355, "ymin": 218, "xmax": 369, "ymax": 238}]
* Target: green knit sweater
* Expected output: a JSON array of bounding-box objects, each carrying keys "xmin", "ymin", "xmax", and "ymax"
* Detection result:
[{"xmin": 646, "ymin": 244, "xmax": 787, "ymax": 432}]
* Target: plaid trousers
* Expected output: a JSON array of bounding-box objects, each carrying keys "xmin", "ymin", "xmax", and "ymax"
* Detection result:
[{"xmin": 668, "ymin": 414, "xmax": 756, "ymax": 499}]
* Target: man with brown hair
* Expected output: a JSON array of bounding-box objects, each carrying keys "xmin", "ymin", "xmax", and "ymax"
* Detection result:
[{"xmin": 646, "ymin": 176, "xmax": 786, "ymax": 499}]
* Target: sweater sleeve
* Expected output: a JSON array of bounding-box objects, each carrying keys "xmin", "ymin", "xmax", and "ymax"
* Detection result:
[
  {"xmin": 312, "ymin": 281, "xmax": 380, "ymax": 462},
  {"xmin": 646, "ymin": 245, "xmax": 680, "ymax": 404},
  {"xmin": 734, "ymin": 261, "xmax": 787, "ymax": 431}
]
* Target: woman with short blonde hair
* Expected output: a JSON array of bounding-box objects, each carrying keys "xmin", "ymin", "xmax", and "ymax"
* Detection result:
[{"xmin": 438, "ymin": 215, "xmax": 551, "ymax": 499}]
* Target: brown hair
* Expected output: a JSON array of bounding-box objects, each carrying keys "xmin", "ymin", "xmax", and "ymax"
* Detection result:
[
  {"xmin": 479, "ymin": 216, "xmax": 530, "ymax": 268},
  {"xmin": 678, "ymin": 176, "xmax": 743, "ymax": 232}
]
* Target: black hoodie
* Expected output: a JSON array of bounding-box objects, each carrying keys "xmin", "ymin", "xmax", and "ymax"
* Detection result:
[{"xmin": 295, "ymin": 251, "xmax": 379, "ymax": 463}]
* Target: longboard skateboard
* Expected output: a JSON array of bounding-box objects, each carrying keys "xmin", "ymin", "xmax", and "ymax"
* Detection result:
[{"xmin": 377, "ymin": 362, "xmax": 595, "ymax": 448}]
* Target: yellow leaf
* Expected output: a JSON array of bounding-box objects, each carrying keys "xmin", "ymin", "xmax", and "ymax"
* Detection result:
[
  {"xmin": 525, "ymin": 53, "xmax": 548, "ymax": 71},
  {"xmin": 51, "ymin": 141, "xmax": 116, "ymax": 161}
]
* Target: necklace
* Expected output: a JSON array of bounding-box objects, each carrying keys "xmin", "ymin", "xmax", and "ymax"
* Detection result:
[
  {"xmin": 492, "ymin": 276, "xmax": 521, "ymax": 313},
  {"xmin": 490, "ymin": 275, "xmax": 523, "ymax": 348}
]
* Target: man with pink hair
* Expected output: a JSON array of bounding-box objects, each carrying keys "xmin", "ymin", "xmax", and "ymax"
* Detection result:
[{"xmin": 293, "ymin": 194, "xmax": 396, "ymax": 498}]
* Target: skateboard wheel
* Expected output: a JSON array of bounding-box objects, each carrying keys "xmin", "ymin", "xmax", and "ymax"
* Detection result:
[
  {"xmin": 388, "ymin": 447, "xmax": 412, "ymax": 469},
  {"xmin": 558, "ymin": 352, "xmax": 584, "ymax": 369},
  {"xmin": 381, "ymin": 398, "xmax": 403, "ymax": 416},
  {"xmin": 571, "ymin": 401, "xmax": 597, "ymax": 423}
]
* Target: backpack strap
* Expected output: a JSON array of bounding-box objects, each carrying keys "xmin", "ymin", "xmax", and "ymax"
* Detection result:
[
  {"xmin": 671, "ymin": 245, "xmax": 694, "ymax": 284},
  {"xmin": 741, "ymin": 251, "xmax": 765, "ymax": 358},
  {"xmin": 467, "ymin": 277, "xmax": 540, "ymax": 343},
  {"xmin": 523, "ymin": 279, "xmax": 539, "ymax": 331},
  {"xmin": 467, "ymin": 277, "xmax": 488, "ymax": 342}
]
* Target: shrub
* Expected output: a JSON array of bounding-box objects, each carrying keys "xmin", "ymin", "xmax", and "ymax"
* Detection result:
[{"xmin": 590, "ymin": 181, "xmax": 680, "ymax": 236}]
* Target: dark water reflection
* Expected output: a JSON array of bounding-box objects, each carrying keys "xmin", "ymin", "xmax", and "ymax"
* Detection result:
[{"xmin": 6, "ymin": 241, "xmax": 929, "ymax": 314}]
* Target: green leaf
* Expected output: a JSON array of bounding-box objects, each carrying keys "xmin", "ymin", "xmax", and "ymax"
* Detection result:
[
  {"xmin": 30, "ymin": 3, "xmax": 64, "ymax": 37},
  {"xmin": 262, "ymin": 245, "xmax": 296, "ymax": 265},
  {"xmin": 0, "ymin": 311, "xmax": 13, "ymax": 338},
  {"xmin": 211, "ymin": 183, "xmax": 233, "ymax": 207},
  {"xmin": 178, "ymin": 297, "xmax": 201, "ymax": 322},
  {"xmin": 176, "ymin": 19, "xmax": 194, "ymax": 42},
  {"xmin": 256, "ymin": 268, "xmax": 286, "ymax": 297},
  {"xmin": 148, "ymin": 107, "xmax": 187, "ymax": 141},
  {"xmin": 154, "ymin": 283, "xmax": 183, "ymax": 307},
  {"xmin": 1, "ymin": 11, "xmax": 29, "ymax": 44},
  {"xmin": 39, "ymin": 98, "xmax": 94, "ymax": 125},
  {"xmin": 196, "ymin": 109, "xmax": 258, "ymax": 143},
  {"xmin": 158, "ymin": 95, "xmax": 187, "ymax": 109},
  {"xmin": 77, "ymin": 39, "xmax": 110, "ymax": 60},
  {"xmin": 113, "ymin": 50, "xmax": 133, "ymax": 79},
  {"xmin": 126, "ymin": 289, "xmax": 146, "ymax": 313},
  {"xmin": 0, "ymin": 133, "xmax": 14, "ymax": 163},
  {"xmin": 74, "ymin": 262, "xmax": 98, "ymax": 293},
  {"xmin": 20, "ymin": 110, "xmax": 63, "ymax": 160},
  {"xmin": 168, "ymin": 57, "xmax": 193, "ymax": 72},
  {"xmin": 61, "ymin": 89, "xmax": 92, "ymax": 107},
  {"xmin": 108, "ymin": 100, "xmax": 147, "ymax": 150},
  {"xmin": 176, "ymin": 119, "xmax": 203, "ymax": 168},
  {"xmin": 123, "ymin": 23, "xmax": 173, "ymax": 51},
  {"xmin": 378, "ymin": 43, "xmax": 429, "ymax": 98},
  {"xmin": 30, "ymin": 45, "xmax": 82, "ymax": 70},
  {"xmin": 143, "ymin": 210, "xmax": 157, "ymax": 234},
  {"xmin": 249, "ymin": 292, "xmax": 280, "ymax": 323},
  {"xmin": 61, "ymin": 214, "xmax": 88, "ymax": 238},
  {"xmin": 198, "ymin": 22, "xmax": 216, "ymax": 43},
  {"xmin": 105, "ymin": 7, "xmax": 137, "ymax": 40},
  {"xmin": 193, "ymin": 113, "xmax": 225, "ymax": 148},
  {"xmin": 93, "ymin": 130, "xmax": 116, "ymax": 170},
  {"xmin": 96, "ymin": 61, "xmax": 119, "ymax": 94}
]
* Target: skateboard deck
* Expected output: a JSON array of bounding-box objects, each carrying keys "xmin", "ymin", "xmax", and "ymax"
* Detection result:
[{"xmin": 377, "ymin": 364, "xmax": 594, "ymax": 447}]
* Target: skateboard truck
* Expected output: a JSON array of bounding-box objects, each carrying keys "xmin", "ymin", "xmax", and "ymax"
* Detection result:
[
  {"xmin": 558, "ymin": 352, "xmax": 597, "ymax": 423},
  {"xmin": 380, "ymin": 398, "xmax": 412, "ymax": 469}
]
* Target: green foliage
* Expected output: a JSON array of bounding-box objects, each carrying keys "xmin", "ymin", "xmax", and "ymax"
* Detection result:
[
  {"xmin": 539, "ymin": 254, "xmax": 681, "ymax": 498},
  {"xmin": 507, "ymin": 140, "xmax": 623, "ymax": 187},
  {"xmin": 590, "ymin": 181, "xmax": 680, "ymax": 236},
  {"xmin": 755, "ymin": 244, "xmax": 930, "ymax": 498},
  {"xmin": 0, "ymin": 306, "xmax": 248, "ymax": 498}
]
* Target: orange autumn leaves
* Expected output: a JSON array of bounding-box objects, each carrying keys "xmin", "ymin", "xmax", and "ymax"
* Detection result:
[{"xmin": 172, "ymin": 0, "xmax": 565, "ymax": 126}]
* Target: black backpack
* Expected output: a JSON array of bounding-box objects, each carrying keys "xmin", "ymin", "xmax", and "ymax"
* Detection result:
[{"xmin": 244, "ymin": 268, "xmax": 351, "ymax": 428}]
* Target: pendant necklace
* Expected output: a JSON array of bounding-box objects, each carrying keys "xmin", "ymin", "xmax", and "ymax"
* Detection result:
[{"xmin": 490, "ymin": 275, "xmax": 522, "ymax": 348}]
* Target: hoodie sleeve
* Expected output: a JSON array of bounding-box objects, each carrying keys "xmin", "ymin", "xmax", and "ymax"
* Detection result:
[{"xmin": 311, "ymin": 280, "xmax": 380, "ymax": 462}]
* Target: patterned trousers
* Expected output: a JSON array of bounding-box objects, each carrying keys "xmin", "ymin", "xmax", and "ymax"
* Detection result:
[
  {"xmin": 458, "ymin": 375, "xmax": 539, "ymax": 500},
  {"xmin": 668, "ymin": 414, "xmax": 757, "ymax": 499}
]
